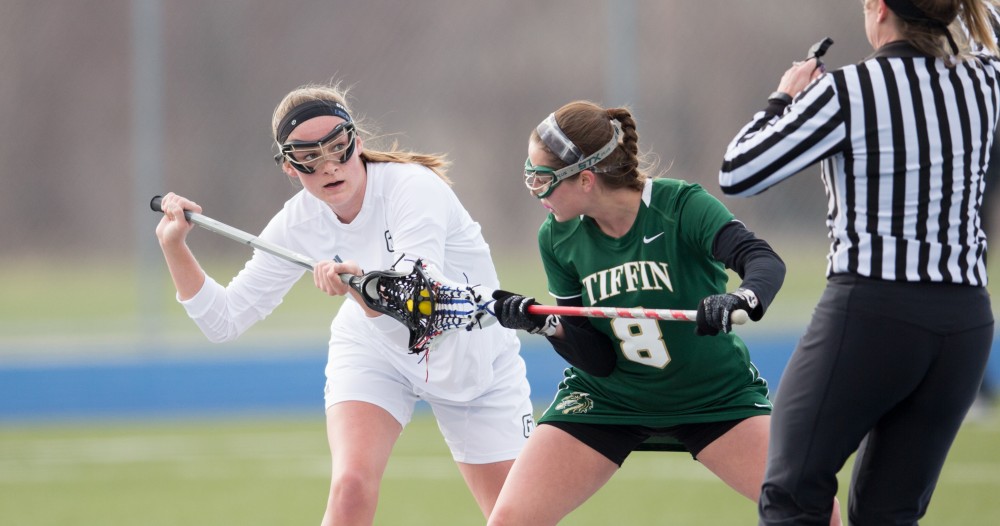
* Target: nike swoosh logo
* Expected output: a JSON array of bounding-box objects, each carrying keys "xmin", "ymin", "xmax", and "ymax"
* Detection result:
[
  {"xmin": 643, "ymin": 232, "xmax": 665, "ymax": 244},
  {"xmin": 754, "ymin": 403, "xmax": 772, "ymax": 408}
]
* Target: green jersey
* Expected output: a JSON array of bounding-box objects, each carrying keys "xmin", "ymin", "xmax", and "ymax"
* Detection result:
[{"xmin": 538, "ymin": 178, "xmax": 770, "ymax": 433}]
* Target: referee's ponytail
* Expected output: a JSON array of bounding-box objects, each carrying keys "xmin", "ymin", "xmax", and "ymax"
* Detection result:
[{"xmin": 885, "ymin": 0, "xmax": 1000, "ymax": 60}]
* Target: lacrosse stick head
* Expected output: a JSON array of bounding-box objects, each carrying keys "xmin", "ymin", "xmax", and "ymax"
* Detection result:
[{"xmin": 347, "ymin": 258, "xmax": 496, "ymax": 354}]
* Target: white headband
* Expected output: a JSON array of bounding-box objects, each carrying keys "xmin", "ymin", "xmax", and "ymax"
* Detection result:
[
  {"xmin": 536, "ymin": 113, "xmax": 584, "ymax": 165},
  {"xmin": 532, "ymin": 118, "xmax": 622, "ymax": 182}
]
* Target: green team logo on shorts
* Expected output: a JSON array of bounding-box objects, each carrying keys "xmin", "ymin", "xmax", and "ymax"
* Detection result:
[{"xmin": 556, "ymin": 392, "xmax": 594, "ymax": 414}]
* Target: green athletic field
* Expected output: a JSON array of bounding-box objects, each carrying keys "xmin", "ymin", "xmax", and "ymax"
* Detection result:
[
  {"xmin": 1, "ymin": 406, "xmax": 999, "ymax": 525},
  {"xmin": 2, "ymin": 246, "xmax": 999, "ymax": 525}
]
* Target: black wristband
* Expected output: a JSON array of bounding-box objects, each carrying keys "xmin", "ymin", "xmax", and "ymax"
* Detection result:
[{"xmin": 767, "ymin": 91, "xmax": 793, "ymax": 105}]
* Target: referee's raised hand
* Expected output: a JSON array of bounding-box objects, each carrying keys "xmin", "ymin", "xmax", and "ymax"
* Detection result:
[{"xmin": 775, "ymin": 57, "xmax": 825, "ymax": 100}]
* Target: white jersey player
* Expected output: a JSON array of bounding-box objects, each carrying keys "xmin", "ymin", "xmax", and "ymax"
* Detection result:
[{"xmin": 155, "ymin": 82, "xmax": 532, "ymax": 526}]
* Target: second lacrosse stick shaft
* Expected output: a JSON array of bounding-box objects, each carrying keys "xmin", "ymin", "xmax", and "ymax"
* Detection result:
[{"xmin": 526, "ymin": 305, "xmax": 748, "ymax": 325}]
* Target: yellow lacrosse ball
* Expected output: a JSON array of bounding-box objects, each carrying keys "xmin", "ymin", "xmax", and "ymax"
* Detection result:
[{"xmin": 406, "ymin": 289, "xmax": 433, "ymax": 315}]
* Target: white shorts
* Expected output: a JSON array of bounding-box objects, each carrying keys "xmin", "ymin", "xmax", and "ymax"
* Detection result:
[{"xmin": 323, "ymin": 335, "xmax": 534, "ymax": 464}]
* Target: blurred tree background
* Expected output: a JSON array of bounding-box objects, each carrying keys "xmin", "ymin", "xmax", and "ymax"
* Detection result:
[
  {"xmin": 0, "ymin": 1, "xmax": 967, "ymax": 350},
  {"xmin": 0, "ymin": 1, "xmax": 875, "ymax": 256}
]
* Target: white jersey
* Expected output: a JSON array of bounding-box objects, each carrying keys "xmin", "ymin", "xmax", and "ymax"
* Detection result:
[{"xmin": 179, "ymin": 162, "xmax": 521, "ymax": 401}]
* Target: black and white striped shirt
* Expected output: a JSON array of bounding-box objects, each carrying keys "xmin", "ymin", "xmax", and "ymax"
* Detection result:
[{"xmin": 720, "ymin": 42, "xmax": 1000, "ymax": 286}]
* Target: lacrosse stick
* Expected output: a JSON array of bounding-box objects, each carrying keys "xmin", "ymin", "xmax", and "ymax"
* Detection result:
[
  {"xmin": 150, "ymin": 196, "xmax": 495, "ymax": 353},
  {"xmin": 524, "ymin": 305, "xmax": 748, "ymax": 325}
]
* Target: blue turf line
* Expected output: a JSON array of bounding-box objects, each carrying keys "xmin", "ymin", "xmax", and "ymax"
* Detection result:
[{"xmin": 2, "ymin": 335, "xmax": 997, "ymax": 422}]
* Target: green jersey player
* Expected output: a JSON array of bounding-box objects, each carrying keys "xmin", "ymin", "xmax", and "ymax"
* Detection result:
[
  {"xmin": 487, "ymin": 101, "xmax": 841, "ymax": 526},
  {"xmin": 537, "ymin": 177, "xmax": 770, "ymax": 432}
]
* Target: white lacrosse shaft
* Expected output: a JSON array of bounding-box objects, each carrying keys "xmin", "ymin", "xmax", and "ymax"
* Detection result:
[
  {"xmin": 526, "ymin": 304, "xmax": 749, "ymax": 325},
  {"xmin": 150, "ymin": 196, "xmax": 354, "ymax": 284}
]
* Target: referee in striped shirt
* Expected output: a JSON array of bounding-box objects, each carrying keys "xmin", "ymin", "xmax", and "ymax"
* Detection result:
[{"xmin": 720, "ymin": 1, "xmax": 998, "ymax": 524}]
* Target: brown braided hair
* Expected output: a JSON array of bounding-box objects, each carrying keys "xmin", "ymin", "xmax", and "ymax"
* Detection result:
[{"xmin": 531, "ymin": 100, "xmax": 647, "ymax": 192}]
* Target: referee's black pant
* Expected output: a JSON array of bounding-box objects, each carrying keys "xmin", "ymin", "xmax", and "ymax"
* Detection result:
[{"xmin": 759, "ymin": 274, "xmax": 994, "ymax": 526}]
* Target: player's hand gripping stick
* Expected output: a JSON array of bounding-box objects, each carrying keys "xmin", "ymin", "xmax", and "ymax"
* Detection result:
[{"xmin": 695, "ymin": 289, "xmax": 758, "ymax": 336}]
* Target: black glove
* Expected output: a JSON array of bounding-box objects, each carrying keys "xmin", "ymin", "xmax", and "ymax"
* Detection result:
[
  {"xmin": 695, "ymin": 288, "xmax": 758, "ymax": 336},
  {"xmin": 492, "ymin": 290, "xmax": 560, "ymax": 336}
]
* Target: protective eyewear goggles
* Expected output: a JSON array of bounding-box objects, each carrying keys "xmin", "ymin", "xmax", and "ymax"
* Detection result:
[
  {"xmin": 523, "ymin": 123, "xmax": 621, "ymax": 199},
  {"xmin": 274, "ymin": 122, "xmax": 357, "ymax": 174},
  {"xmin": 523, "ymin": 160, "xmax": 564, "ymax": 199}
]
